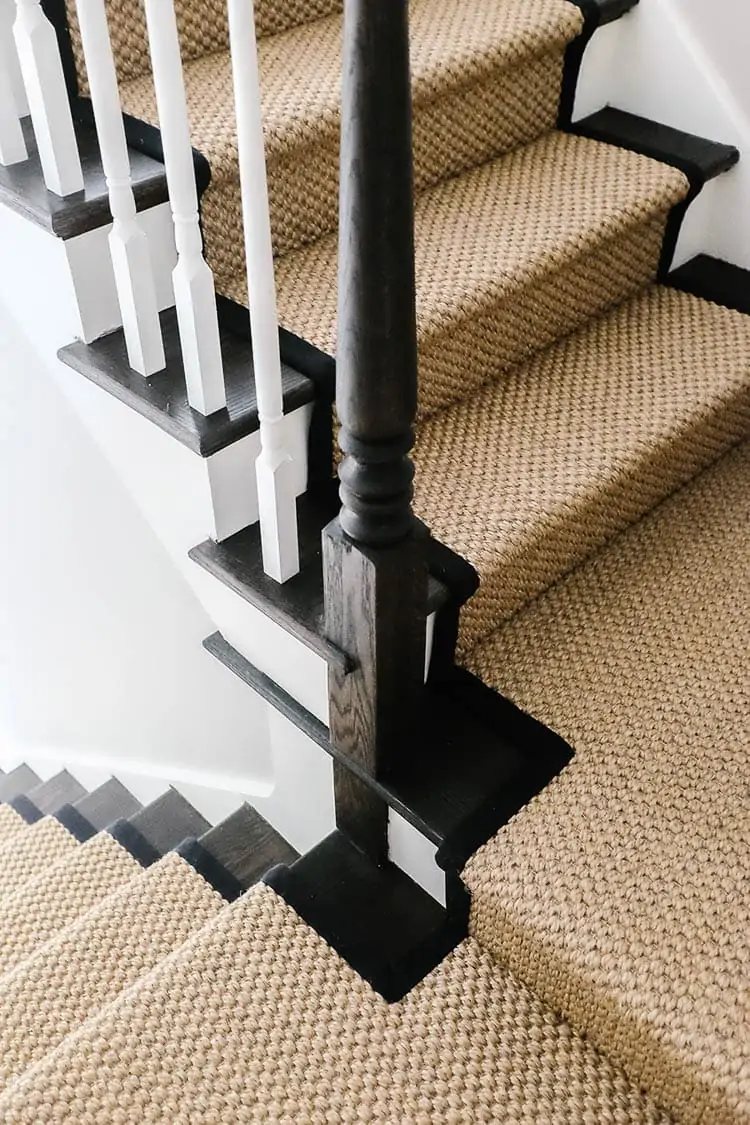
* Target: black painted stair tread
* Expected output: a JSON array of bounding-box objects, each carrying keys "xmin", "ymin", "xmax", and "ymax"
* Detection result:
[
  {"xmin": 73, "ymin": 777, "xmax": 142, "ymax": 831},
  {"xmin": 0, "ymin": 765, "xmax": 41, "ymax": 803},
  {"xmin": 58, "ymin": 308, "xmax": 314, "ymax": 457},
  {"xmin": 192, "ymin": 507, "xmax": 463, "ymax": 677},
  {"xmin": 21, "ymin": 770, "xmax": 87, "ymax": 817},
  {"xmin": 199, "ymin": 805, "xmax": 298, "ymax": 890},
  {"xmin": 204, "ymin": 631, "xmax": 572, "ymax": 873},
  {"xmin": 668, "ymin": 253, "xmax": 750, "ymax": 315},
  {"xmin": 0, "ymin": 117, "xmax": 168, "ymax": 239},
  {"xmin": 265, "ymin": 830, "xmax": 466, "ymax": 1002},
  {"xmin": 572, "ymin": 107, "xmax": 740, "ymax": 186},
  {"xmin": 127, "ymin": 789, "xmax": 210, "ymax": 856}
]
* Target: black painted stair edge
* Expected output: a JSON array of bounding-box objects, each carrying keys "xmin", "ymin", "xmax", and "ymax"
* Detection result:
[
  {"xmin": 572, "ymin": 107, "xmax": 739, "ymax": 188},
  {"xmin": 198, "ymin": 805, "xmax": 300, "ymax": 891},
  {"xmin": 666, "ymin": 254, "xmax": 750, "ymax": 315},
  {"xmin": 0, "ymin": 117, "xmax": 169, "ymax": 240},
  {"xmin": 264, "ymin": 831, "xmax": 470, "ymax": 1003},
  {"xmin": 190, "ymin": 482, "xmax": 476, "ymax": 678},
  {"xmin": 8, "ymin": 795, "xmax": 44, "ymax": 826},
  {"xmin": 204, "ymin": 632, "xmax": 573, "ymax": 875},
  {"xmin": 559, "ymin": 0, "xmax": 640, "ymax": 127},
  {"xmin": 58, "ymin": 308, "xmax": 315, "ymax": 459},
  {"xmin": 0, "ymin": 765, "xmax": 42, "ymax": 803},
  {"xmin": 571, "ymin": 107, "xmax": 740, "ymax": 274}
]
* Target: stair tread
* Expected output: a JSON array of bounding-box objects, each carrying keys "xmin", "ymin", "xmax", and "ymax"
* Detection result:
[
  {"xmin": 119, "ymin": 0, "xmax": 582, "ymax": 178},
  {"xmin": 0, "ymin": 765, "xmax": 41, "ymax": 804},
  {"xmin": 227, "ymin": 129, "xmax": 688, "ymax": 420},
  {"xmin": 0, "ymin": 879, "xmax": 672, "ymax": 1123},
  {"xmin": 412, "ymin": 284, "xmax": 750, "ymax": 651},
  {"xmin": 0, "ymin": 816, "xmax": 81, "ymax": 905},
  {"xmin": 0, "ymin": 851, "xmax": 226, "ymax": 1093},
  {"xmin": 199, "ymin": 805, "xmax": 299, "ymax": 889},
  {"xmin": 128, "ymin": 789, "xmax": 211, "ymax": 856},
  {"xmin": 463, "ymin": 440, "xmax": 750, "ymax": 1125},
  {"xmin": 23, "ymin": 771, "xmax": 87, "ymax": 817},
  {"xmin": 73, "ymin": 778, "xmax": 142, "ymax": 831}
]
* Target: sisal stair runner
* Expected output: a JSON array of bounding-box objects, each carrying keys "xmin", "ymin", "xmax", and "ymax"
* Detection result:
[
  {"xmin": 50, "ymin": 0, "xmax": 750, "ymax": 1120},
  {"xmin": 463, "ymin": 441, "xmax": 750, "ymax": 1125}
]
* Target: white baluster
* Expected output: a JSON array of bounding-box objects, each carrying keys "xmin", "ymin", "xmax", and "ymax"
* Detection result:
[
  {"xmin": 227, "ymin": 0, "xmax": 299, "ymax": 583},
  {"xmin": 141, "ymin": 0, "xmax": 225, "ymax": 416},
  {"xmin": 13, "ymin": 0, "xmax": 83, "ymax": 195},
  {"xmin": 74, "ymin": 0, "xmax": 165, "ymax": 376}
]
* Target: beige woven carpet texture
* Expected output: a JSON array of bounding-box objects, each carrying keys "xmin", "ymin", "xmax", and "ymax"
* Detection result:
[
  {"xmin": 0, "ymin": 816, "xmax": 80, "ymax": 904},
  {"xmin": 0, "ymin": 804, "xmax": 28, "ymax": 848},
  {"xmin": 464, "ymin": 442, "xmax": 750, "ymax": 1125},
  {"xmin": 0, "ymin": 881, "xmax": 675, "ymax": 1124}
]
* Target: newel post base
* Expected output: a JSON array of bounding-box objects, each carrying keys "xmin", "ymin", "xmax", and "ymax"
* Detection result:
[{"xmin": 323, "ymin": 519, "xmax": 428, "ymax": 861}]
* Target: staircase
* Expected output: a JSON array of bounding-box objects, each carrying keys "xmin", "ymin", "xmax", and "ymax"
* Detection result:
[{"xmin": 0, "ymin": 0, "xmax": 748, "ymax": 1121}]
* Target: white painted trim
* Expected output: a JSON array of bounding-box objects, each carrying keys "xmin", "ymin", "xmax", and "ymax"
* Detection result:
[
  {"xmin": 575, "ymin": 1, "xmax": 750, "ymax": 268},
  {"xmin": 388, "ymin": 810, "xmax": 446, "ymax": 907}
]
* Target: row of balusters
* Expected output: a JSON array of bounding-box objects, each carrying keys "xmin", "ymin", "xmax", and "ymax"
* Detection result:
[{"xmin": 0, "ymin": 0, "xmax": 300, "ymax": 583}]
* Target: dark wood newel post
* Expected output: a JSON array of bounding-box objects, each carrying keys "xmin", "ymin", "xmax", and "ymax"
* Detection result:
[{"xmin": 322, "ymin": 0, "xmax": 427, "ymax": 862}]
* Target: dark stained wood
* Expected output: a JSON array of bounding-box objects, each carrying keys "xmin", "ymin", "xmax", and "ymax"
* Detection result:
[
  {"xmin": 264, "ymin": 830, "xmax": 467, "ymax": 1002},
  {"xmin": 0, "ymin": 765, "xmax": 41, "ymax": 802},
  {"xmin": 25, "ymin": 770, "xmax": 87, "ymax": 815},
  {"xmin": 74, "ymin": 778, "xmax": 142, "ymax": 831},
  {"xmin": 60, "ymin": 309, "xmax": 314, "ymax": 456},
  {"xmin": 199, "ymin": 804, "xmax": 299, "ymax": 889},
  {"xmin": 572, "ymin": 108, "xmax": 739, "ymax": 185},
  {"xmin": 128, "ymin": 789, "xmax": 211, "ymax": 855},
  {"xmin": 191, "ymin": 484, "xmax": 352, "ymax": 675},
  {"xmin": 203, "ymin": 630, "xmax": 573, "ymax": 876},
  {"xmin": 324, "ymin": 0, "xmax": 428, "ymax": 859},
  {"xmin": 667, "ymin": 254, "xmax": 750, "ymax": 315},
  {"xmin": 0, "ymin": 117, "xmax": 168, "ymax": 239}
]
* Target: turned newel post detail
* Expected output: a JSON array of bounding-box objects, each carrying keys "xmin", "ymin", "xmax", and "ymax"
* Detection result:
[{"xmin": 323, "ymin": 0, "xmax": 427, "ymax": 861}]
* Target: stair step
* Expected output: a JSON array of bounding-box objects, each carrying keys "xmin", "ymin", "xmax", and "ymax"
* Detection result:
[
  {"xmin": 0, "ymin": 815, "xmax": 87, "ymax": 905},
  {"xmin": 0, "ymin": 765, "xmax": 41, "ymax": 803},
  {"xmin": 199, "ymin": 804, "xmax": 298, "ymax": 890},
  {"xmin": 244, "ymin": 129, "xmax": 688, "ymax": 423},
  {"xmin": 668, "ymin": 252, "xmax": 750, "ymax": 315},
  {"xmin": 204, "ymin": 631, "xmax": 572, "ymax": 874},
  {"xmin": 128, "ymin": 789, "xmax": 211, "ymax": 856},
  {"xmin": 0, "ymin": 850, "xmax": 227, "ymax": 1093},
  {"xmin": 0, "ymin": 117, "xmax": 167, "ymax": 239},
  {"xmin": 58, "ymin": 307, "xmax": 314, "ymax": 458},
  {"xmin": 413, "ymin": 283, "xmax": 750, "ymax": 653},
  {"xmin": 17, "ymin": 770, "xmax": 87, "ymax": 819},
  {"xmin": 118, "ymin": 0, "xmax": 583, "ymax": 269},
  {"xmin": 72, "ymin": 777, "xmax": 142, "ymax": 831},
  {"xmin": 463, "ymin": 441, "xmax": 750, "ymax": 1125},
  {"xmin": 0, "ymin": 878, "xmax": 672, "ymax": 1124},
  {"xmin": 190, "ymin": 482, "xmax": 476, "ymax": 675}
]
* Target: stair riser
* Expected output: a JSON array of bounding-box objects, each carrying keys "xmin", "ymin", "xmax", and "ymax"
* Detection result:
[
  {"xmin": 201, "ymin": 48, "xmax": 569, "ymax": 282},
  {"xmin": 416, "ymin": 210, "xmax": 672, "ymax": 423},
  {"xmin": 453, "ymin": 385, "xmax": 750, "ymax": 656}
]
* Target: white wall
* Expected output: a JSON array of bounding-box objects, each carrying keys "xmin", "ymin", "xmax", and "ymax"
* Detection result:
[
  {"xmin": 576, "ymin": 0, "xmax": 750, "ymax": 268},
  {"xmin": 0, "ymin": 297, "xmax": 275, "ymax": 798}
]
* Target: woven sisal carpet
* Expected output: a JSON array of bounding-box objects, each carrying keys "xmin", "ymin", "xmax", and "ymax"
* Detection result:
[
  {"xmin": 0, "ymin": 804, "xmax": 29, "ymax": 848},
  {"xmin": 54, "ymin": 0, "xmax": 750, "ymax": 1119},
  {"xmin": 0, "ymin": 880, "xmax": 674, "ymax": 1124},
  {"xmin": 464, "ymin": 442, "xmax": 750, "ymax": 1125}
]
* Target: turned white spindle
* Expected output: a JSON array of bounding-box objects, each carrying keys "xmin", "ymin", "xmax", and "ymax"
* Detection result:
[
  {"xmin": 13, "ymin": 0, "xmax": 82, "ymax": 195},
  {"xmin": 74, "ymin": 0, "xmax": 165, "ymax": 376},
  {"xmin": 141, "ymin": 0, "xmax": 225, "ymax": 416},
  {"xmin": 228, "ymin": 0, "xmax": 299, "ymax": 582}
]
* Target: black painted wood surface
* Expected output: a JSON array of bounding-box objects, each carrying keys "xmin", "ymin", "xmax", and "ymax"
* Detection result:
[
  {"xmin": 60, "ymin": 309, "xmax": 314, "ymax": 457},
  {"xmin": 0, "ymin": 117, "xmax": 168, "ymax": 239},
  {"xmin": 200, "ymin": 805, "xmax": 299, "ymax": 890},
  {"xmin": 205, "ymin": 633, "xmax": 573, "ymax": 875},
  {"xmin": 24, "ymin": 770, "xmax": 87, "ymax": 815},
  {"xmin": 667, "ymin": 254, "xmax": 750, "ymax": 315},
  {"xmin": 0, "ymin": 765, "xmax": 42, "ymax": 803},
  {"xmin": 74, "ymin": 778, "xmax": 142, "ymax": 831},
  {"xmin": 572, "ymin": 108, "xmax": 739, "ymax": 185},
  {"xmin": 128, "ymin": 789, "xmax": 211, "ymax": 855},
  {"xmin": 264, "ymin": 830, "xmax": 467, "ymax": 1002}
]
